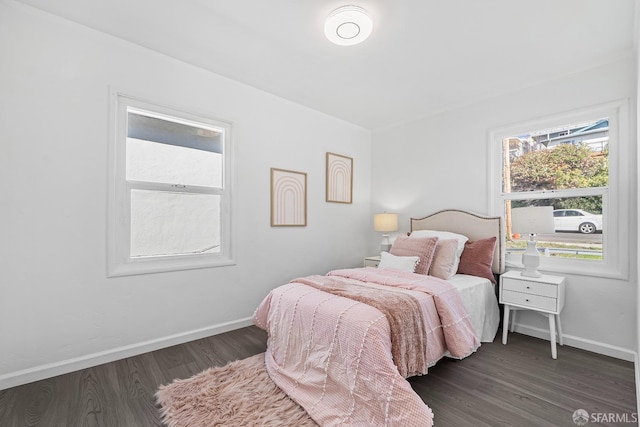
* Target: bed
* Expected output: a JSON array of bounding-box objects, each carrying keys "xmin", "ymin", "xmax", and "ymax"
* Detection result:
[{"xmin": 253, "ymin": 209, "xmax": 504, "ymax": 426}]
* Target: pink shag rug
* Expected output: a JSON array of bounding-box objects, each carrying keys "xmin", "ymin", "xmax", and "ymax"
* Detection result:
[{"xmin": 156, "ymin": 353, "xmax": 317, "ymax": 427}]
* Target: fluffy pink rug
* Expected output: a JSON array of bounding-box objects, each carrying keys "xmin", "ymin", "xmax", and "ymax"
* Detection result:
[{"xmin": 156, "ymin": 353, "xmax": 317, "ymax": 426}]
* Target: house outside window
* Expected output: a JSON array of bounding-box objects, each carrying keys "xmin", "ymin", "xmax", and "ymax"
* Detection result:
[
  {"xmin": 489, "ymin": 101, "xmax": 629, "ymax": 279},
  {"xmin": 108, "ymin": 93, "xmax": 233, "ymax": 276}
]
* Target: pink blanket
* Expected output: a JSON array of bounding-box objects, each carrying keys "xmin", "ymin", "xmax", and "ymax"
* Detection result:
[
  {"xmin": 294, "ymin": 274, "xmax": 428, "ymax": 378},
  {"xmin": 328, "ymin": 268, "xmax": 480, "ymax": 359},
  {"xmin": 253, "ymin": 267, "xmax": 480, "ymax": 426}
]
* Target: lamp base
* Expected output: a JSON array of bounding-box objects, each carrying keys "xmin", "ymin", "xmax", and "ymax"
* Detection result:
[
  {"xmin": 380, "ymin": 234, "xmax": 391, "ymax": 253},
  {"xmin": 521, "ymin": 239, "xmax": 542, "ymax": 277},
  {"xmin": 520, "ymin": 268, "xmax": 543, "ymax": 278}
]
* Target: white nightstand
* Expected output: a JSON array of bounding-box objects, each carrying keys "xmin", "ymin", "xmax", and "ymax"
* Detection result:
[
  {"xmin": 499, "ymin": 270, "xmax": 566, "ymax": 359},
  {"xmin": 363, "ymin": 256, "xmax": 380, "ymax": 267}
]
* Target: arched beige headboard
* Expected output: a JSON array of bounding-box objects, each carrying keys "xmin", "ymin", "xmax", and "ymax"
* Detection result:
[{"xmin": 410, "ymin": 209, "xmax": 505, "ymax": 274}]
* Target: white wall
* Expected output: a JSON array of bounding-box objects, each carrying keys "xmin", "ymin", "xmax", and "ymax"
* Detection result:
[
  {"xmin": 372, "ymin": 58, "xmax": 638, "ymax": 359},
  {"xmin": 0, "ymin": 1, "xmax": 371, "ymax": 388}
]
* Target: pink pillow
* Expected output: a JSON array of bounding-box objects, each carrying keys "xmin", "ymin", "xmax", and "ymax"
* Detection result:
[
  {"xmin": 429, "ymin": 239, "xmax": 459, "ymax": 280},
  {"xmin": 390, "ymin": 235, "xmax": 438, "ymax": 275},
  {"xmin": 457, "ymin": 237, "xmax": 497, "ymax": 284}
]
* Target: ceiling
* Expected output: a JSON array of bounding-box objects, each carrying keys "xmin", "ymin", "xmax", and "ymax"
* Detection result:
[{"xmin": 16, "ymin": 0, "xmax": 637, "ymax": 130}]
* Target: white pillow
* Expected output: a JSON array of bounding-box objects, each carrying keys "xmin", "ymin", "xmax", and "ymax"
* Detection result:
[
  {"xmin": 377, "ymin": 251, "xmax": 420, "ymax": 272},
  {"xmin": 409, "ymin": 230, "xmax": 469, "ymax": 272}
]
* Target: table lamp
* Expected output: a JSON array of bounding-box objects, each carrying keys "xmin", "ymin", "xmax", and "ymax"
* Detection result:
[
  {"xmin": 374, "ymin": 213, "xmax": 398, "ymax": 252},
  {"xmin": 511, "ymin": 206, "xmax": 554, "ymax": 277}
]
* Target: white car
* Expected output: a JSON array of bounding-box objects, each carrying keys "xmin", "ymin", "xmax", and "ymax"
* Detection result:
[{"xmin": 553, "ymin": 209, "xmax": 602, "ymax": 234}]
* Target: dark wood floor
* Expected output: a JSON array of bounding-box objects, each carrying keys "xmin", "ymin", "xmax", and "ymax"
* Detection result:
[{"xmin": 0, "ymin": 326, "xmax": 635, "ymax": 427}]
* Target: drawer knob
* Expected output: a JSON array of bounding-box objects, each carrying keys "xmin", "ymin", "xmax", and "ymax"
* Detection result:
[
  {"xmin": 526, "ymin": 286, "xmax": 531, "ymax": 289},
  {"xmin": 525, "ymin": 299, "xmax": 530, "ymax": 302}
]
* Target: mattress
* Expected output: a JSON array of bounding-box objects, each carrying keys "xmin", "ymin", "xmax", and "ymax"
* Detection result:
[{"xmin": 447, "ymin": 273, "xmax": 500, "ymax": 342}]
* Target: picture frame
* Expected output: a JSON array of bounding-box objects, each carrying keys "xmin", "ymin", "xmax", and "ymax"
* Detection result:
[
  {"xmin": 271, "ymin": 168, "xmax": 307, "ymax": 227},
  {"xmin": 326, "ymin": 152, "xmax": 353, "ymax": 204}
]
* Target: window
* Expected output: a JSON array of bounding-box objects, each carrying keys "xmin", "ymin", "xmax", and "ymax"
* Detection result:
[
  {"xmin": 489, "ymin": 101, "xmax": 629, "ymax": 279},
  {"xmin": 108, "ymin": 93, "xmax": 233, "ymax": 276}
]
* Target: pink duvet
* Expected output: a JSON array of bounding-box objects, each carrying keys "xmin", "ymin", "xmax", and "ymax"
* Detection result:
[{"xmin": 253, "ymin": 267, "xmax": 480, "ymax": 426}]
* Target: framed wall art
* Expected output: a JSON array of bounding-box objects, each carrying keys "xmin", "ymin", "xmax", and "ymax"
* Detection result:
[
  {"xmin": 326, "ymin": 152, "xmax": 353, "ymax": 204},
  {"xmin": 270, "ymin": 168, "xmax": 307, "ymax": 227}
]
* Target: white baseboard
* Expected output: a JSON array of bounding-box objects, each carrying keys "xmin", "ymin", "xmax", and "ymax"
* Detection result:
[
  {"xmin": 511, "ymin": 323, "xmax": 636, "ymax": 362},
  {"xmin": 3, "ymin": 319, "xmax": 633, "ymax": 392},
  {"xmin": 0, "ymin": 317, "xmax": 254, "ymax": 391}
]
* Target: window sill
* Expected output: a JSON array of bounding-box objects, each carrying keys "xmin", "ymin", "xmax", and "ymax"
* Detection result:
[
  {"xmin": 107, "ymin": 255, "xmax": 235, "ymax": 277},
  {"xmin": 504, "ymin": 256, "xmax": 628, "ymax": 281}
]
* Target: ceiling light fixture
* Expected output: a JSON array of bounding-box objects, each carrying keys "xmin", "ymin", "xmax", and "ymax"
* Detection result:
[{"xmin": 324, "ymin": 5, "xmax": 372, "ymax": 46}]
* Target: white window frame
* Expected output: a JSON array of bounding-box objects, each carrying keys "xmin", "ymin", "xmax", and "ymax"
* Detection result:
[
  {"xmin": 108, "ymin": 91, "xmax": 234, "ymax": 277},
  {"xmin": 487, "ymin": 100, "xmax": 629, "ymax": 280}
]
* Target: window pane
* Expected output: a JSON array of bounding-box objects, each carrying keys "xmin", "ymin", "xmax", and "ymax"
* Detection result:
[
  {"xmin": 505, "ymin": 196, "xmax": 603, "ymax": 261},
  {"xmin": 130, "ymin": 190, "xmax": 221, "ymax": 258},
  {"xmin": 126, "ymin": 109, "xmax": 223, "ymax": 188},
  {"xmin": 502, "ymin": 118, "xmax": 608, "ymax": 193},
  {"xmin": 127, "ymin": 138, "xmax": 222, "ymax": 187}
]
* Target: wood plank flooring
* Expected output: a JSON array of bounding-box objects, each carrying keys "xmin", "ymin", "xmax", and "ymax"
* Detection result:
[
  {"xmin": 410, "ymin": 332, "xmax": 636, "ymax": 426},
  {"xmin": 0, "ymin": 327, "xmax": 635, "ymax": 427}
]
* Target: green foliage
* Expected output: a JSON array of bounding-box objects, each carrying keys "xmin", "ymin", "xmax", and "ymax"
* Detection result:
[{"xmin": 509, "ymin": 144, "xmax": 607, "ymax": 213}]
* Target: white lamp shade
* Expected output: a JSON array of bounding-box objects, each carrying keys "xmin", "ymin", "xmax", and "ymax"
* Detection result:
[
  {"xmin": 511, "ymin": 206, "xmax": 555, "ymax": 235},
  {"xmin": 374, "ymin": 213, "xmax": 398, "ymax": 233}
]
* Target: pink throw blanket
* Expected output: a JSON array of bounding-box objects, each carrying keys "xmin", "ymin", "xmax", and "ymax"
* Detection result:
[
  {"xmin": 253, "ymin": 267, "xmax": 480, "ymax": 426},
  {"xmin": 328, "ymin": 268, "xmax": 480, "ymax": 359},
  {"xmin": 294, "ymin": 275, "xmax": 428, "ymax": 378}
]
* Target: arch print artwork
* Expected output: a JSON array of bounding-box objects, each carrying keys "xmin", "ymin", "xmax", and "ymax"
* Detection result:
[
  {"xmin": 271, "ymin": 168, "xmax": 307, "ymax": 226},
  {"xmin": 326, "ymin": 152, "xmax": 353, "ymax": 204}
]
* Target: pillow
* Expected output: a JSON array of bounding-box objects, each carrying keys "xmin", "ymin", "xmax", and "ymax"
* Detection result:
[
  {"xmin": 377, "ymin": 251, "xmax": 420, "ymax": 272},
  {"xmin": 428, "ymin": 239, "xmax": 459, "ymax": 280},
  {"xmin": 410, "ymin": 230, "xmax": 468, "ymax": 272},
  {"xmin": 456, "ymin": 237, "xmax": 497, "ymax": 284},
  {"xmin": 390, "ymin": 235, "xmax": 438, "ymax": 275}
]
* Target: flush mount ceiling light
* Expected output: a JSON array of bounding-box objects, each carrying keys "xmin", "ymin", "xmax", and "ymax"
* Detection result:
[{"xmin": 324, "ymin": 5, "xmax": 373, "ymax": 46}]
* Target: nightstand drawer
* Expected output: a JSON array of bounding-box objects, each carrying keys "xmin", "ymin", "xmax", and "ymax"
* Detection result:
[
  {"xmin": 502, "ymin": 278, "xmax": 558, "ymax": 298},
  {"xmin": 501, "ymin": 289, "xmax": 558, "ymax": 312},
  {"xmin": 363, "ymin": 256, "xmax": 380, "ymax": 268}
]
